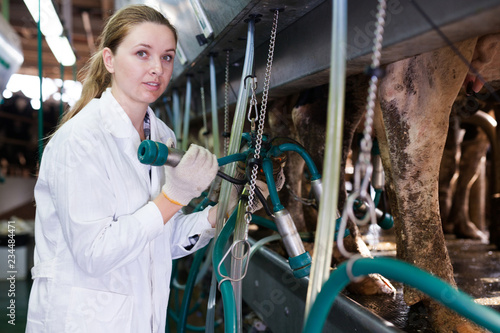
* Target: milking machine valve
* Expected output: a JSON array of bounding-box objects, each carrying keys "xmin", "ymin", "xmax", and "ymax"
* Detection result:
[{"xmin": 138, "ymin": 135, "xmax": 315, "ymax": 278}]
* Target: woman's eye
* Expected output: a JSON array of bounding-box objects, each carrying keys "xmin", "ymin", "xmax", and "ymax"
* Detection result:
[
  {"xmin": 162, "ymin": 55, "xmax": 173, "ymax": 62},
  {"xmin": 137, "ymin": 51, "xmax": 147, "ymax": 57}
]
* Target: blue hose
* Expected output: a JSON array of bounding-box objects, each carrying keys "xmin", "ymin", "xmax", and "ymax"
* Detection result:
[
  {"xmin": 276, "ymin": 143, "xmax": 321, "ymax": 181},
  {"xmin": 303, "ymin": 257, "xmax": 500, "ymax": 333}
]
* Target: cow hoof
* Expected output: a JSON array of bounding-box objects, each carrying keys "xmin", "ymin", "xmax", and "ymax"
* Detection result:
[
  {"xmin": 427, "ymin": 299, "xmax": 488, "ymax": 333},
  {"xmin": 455, "ymin": 221, "xmax": 488, "ymax": 243},
  {"xmin": 346, "ymin": 273, "xmax": 396, "ymax": 296}
]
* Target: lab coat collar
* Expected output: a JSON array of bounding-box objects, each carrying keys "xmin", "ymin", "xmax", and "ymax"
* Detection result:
[
  {"xmin": 100, "ymin": 88, "xmax": 162, "ymax": 197},
  {"xmin": 100, "ymin": 88, "xmax": 151, "ymax": 140}
]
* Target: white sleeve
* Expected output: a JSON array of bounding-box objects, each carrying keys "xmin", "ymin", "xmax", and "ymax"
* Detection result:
[
  {"xmin": 48, "ymin": 134, "xmax": 164, "ymax": 277},
  {"xmin": 166, "ymin": 206, "xmax": 216, "ymax": 259}
]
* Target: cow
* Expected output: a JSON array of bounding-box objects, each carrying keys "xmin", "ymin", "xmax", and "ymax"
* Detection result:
[
  {"xmin": 264, "ymin": 33, "xmax": 500, "ymax": 332},
  {"xmin": 439, "ymin": 108, "xmax": 492, "ymax": 242},
  {"xmin": 372, "ymin": 34, "xmax": 500, "ymax": 332},
  {"xmin": 180, "ymin": 33, "xmax": 500, "ymax": 332}
]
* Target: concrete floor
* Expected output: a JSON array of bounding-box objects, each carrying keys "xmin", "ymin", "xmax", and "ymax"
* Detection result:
[{"xmin": 347, "ymin": 233, "xmax": 500, "ymax": 332}]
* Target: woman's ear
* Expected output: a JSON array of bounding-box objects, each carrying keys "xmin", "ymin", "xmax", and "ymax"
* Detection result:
[{"xmin": 102, "ymin": 47, "xmax": 115, "ymax": 73}]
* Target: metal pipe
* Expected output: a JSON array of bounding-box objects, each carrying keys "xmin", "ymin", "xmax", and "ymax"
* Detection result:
[
  {"xmin": 59, "ymin": 63, "xmax": 65, "ymax": 118},
  {"xmin": 216, "ymin": 17, "xmax": 256, "ymax": 231},
  {"xmin": 230, "ymin": 192, "xmax": 249, "ymax": 332},
  {"xmin": 172, "ymin": 88, "xmax": 181, "ymax": 142},
  {"xmin": 304, "ymin": 0, "xmax": 347, "ymax": 322},
  {"xmin": 225, "ymin": 19, "xmax": 257, "ymax": 333},
  {"xmin": 207, "ymin": 17, "xmax": 256, "ymax": 333},
  {"xmin": 37, "ymin": 0, "xmax": 43, "ymax": 160},
  {"xmin": 182, "ymin": 75, "xmax": 192, "ymax": 151},
  {"xmin": 210, "ymin": 54, "xmax": 221, "ymax": 157},
  {"xmin": 2, "ymin": 0, "xmax": 9, "ymax": 21},
  {"xmin": 262, "ymin": 158, "xmax": 311, "ymax": 278},
  {"xmin": 273, "ymin": 209, "xmax": 306, "ymax": 258}
]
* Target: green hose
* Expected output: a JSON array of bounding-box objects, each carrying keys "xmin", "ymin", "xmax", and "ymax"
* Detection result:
[
  {"xmin": 250, "ymin": 215, "xmax": 278, "ymax": 232},
  {"xmin": 303, "ymin": 257, "xmax": 500, "ymax": 333},
  {"xmin": 178, "ymin": 243, "xmax": 210, "ymax": 333},
  {"xmin": 212, "ymin": 210, "xmax": 238, "ymax": 333}
]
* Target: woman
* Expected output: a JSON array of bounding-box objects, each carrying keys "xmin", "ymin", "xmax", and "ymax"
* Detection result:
[{"xmin": 26, "ymin": 5, "xmax": 220, "ymax": 332}]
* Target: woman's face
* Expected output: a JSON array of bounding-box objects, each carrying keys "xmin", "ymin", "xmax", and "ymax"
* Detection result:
[{"xmin": 103, "ymin": 22, "xmax": 176, "ymax": 112}]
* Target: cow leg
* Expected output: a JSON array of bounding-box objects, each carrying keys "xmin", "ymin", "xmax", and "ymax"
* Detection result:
[
  {"xmin": 439, "ymin": 114, "xmax": 461, "ymax": 234},
  {"xmin": 376, "ymin": 38, "xmax": 484, "ymax": 332},
  {"xmin": 469, "ymin": 153, "xmax": 487, "ymax": 232},
  {"xmin": 268, "ymin": 97, "xmax": 308, "ymax": 232},
  {"xmin": 291, "ymin": 84, "xmax": 394, "ymax": 295},
  {"xmin": 448, "ymin": 124, "xmax": 489, "ymax": 241}
]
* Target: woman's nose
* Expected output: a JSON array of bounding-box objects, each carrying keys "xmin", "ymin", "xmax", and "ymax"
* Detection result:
[{"xmin": 150, "ymin": 59, "xmax": 163, "ymax": 76}]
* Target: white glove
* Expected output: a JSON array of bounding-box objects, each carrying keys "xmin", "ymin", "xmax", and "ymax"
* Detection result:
[{"xmin": 162, "ymin": 144, "xmax": 218, "ymax": 206}]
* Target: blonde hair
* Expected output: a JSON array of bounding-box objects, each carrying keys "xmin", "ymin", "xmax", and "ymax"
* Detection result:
[{"xmin": 59, "ymin": 4, "xmax": 177, "ymax": 125}]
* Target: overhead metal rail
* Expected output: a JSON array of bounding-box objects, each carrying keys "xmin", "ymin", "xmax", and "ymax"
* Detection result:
[{"xmin": 165, "ymin": 0, "xmax": 500, "ymax": 106}]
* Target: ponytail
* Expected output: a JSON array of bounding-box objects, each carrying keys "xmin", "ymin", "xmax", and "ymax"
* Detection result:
[{"xmin": 59, "ymin": 50, "xmax": 111, "ymax": 125}]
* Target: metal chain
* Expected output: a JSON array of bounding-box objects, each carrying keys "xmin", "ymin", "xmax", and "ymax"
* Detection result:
[
  {"xmin": 356, "ymin": 0, "xmax": 387, "ymax": 197},
  {"xmin": 217, "ymin": 13, "xmax": 281, "ymax": 287},
  {"xmin": 339, "ymin": 0, "xmax": 387, "ymax": 258},
  {"xmin": 244, "ymin": 9, "xmax": 280, "ymax": 238},
  {"xmin": 223, "ymin": 50, "xmax": 231, "ymax": 156}
]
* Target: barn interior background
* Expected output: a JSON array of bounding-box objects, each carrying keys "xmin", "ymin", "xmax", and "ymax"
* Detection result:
[{"xmin": 2, "ymin": 0, "xmax": 500, "ymax": 332}]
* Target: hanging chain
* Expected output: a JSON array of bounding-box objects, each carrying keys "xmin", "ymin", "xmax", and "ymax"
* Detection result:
[
  {"xmin": 244, "ymin": 9, "xmax": 280, "ymax": 239},
  {"xmin": 338, "ymin": 0, "xmax": 387, "ymax": 258},
  {"xmin": 217, "ymin": 11, "xmax": 281, "ymax": 288},
  {"xmin": 223, "ymin": 50, "xmax": 231, "ymax": 156},
  {"xmin": 356, "ymin": 0, "xmax": 387, "ymax": 197}
]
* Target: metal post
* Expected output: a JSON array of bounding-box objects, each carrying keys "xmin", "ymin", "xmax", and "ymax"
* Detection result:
[
  {"xmin": 37, "ymin": 0, "xmax": 43, "ymax": 160},
  {"xmin": 2, "ymin": 0, "xmax": 9, "ymax": 21},
  {"xmin": 304, "ymin": 0, "xmax": 347, "ymax": 322},
  {"xmin": 182, "ymin": 75, "xmax": 192, "ymax": 151},
  {"xmin": 206, "ymin": 16, "xmax": 256, "ymax": 333},
  {"xmin": 209, "ymin": 53, "xmax": 221, "ymax": 157},
  {"xmin": 172, "ymin": 88, "xmax": 181, "ymax": 144},
  {"xmin": 59, "ymin": 63, "xmax": 65, "ymax": 118}
]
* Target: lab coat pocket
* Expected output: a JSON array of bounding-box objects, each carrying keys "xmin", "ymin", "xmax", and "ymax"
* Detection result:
[{"xmin": 65, "ymin": 287, "xmax": 133, "ymax": 333}]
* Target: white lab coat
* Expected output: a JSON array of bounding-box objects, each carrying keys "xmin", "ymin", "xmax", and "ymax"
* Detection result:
[{"xmin": 26, "ymin": 89, "xmax": 215, "ymax": 332}]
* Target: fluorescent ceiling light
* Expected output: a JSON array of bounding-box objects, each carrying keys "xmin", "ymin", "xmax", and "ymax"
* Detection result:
[
  {"xmin": 188, "ymin": 0, "xmax": 214, "ymax": 38},
  {"xmin": 24, "ymin": 0, "xmax": 63, "ymax": 37},
  {"xmin": 23, "ymin": 0, "xmax": 76, "ymax": 66},
  {"xmin": 45, "ymin": 36, "xmax": 76, "ymax": 66}
]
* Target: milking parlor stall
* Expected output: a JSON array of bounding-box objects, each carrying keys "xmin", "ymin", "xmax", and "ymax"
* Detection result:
[
  {"xmin": 4, "ymin": 0, "xmax": 500, "ymax": 332},
  {"xmin": 149, "ymin": 0, "xmax": 500, "ymax": 331}
]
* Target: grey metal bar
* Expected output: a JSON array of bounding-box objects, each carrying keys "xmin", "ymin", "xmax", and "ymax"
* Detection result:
[
  {"xmin": 182, "ymin": 75, "xmax": 192, "ymax": 151},
  {"xmin": 209, "ymin": 54, "xmax": 221, "ymax": 157}
]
